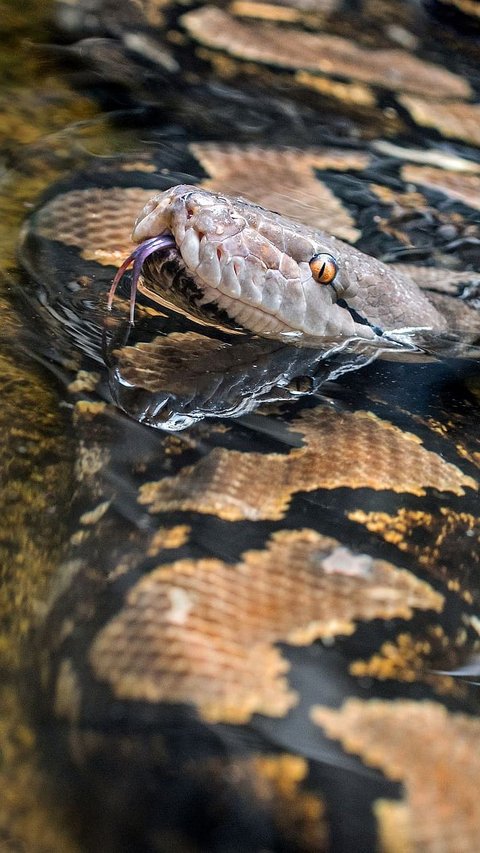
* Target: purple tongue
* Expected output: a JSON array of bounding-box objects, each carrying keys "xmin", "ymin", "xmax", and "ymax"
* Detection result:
[{"xmin": 107, "ymin": 233, "xmax": 177, "ymax": 324}]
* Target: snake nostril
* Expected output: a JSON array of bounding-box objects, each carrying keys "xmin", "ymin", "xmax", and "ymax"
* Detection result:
[
  {"xmin": 186, "ymin": 202, "xmax": 200, "ymax": 220},
  {"xmin": 217, "ymin": 248, "xmax": 222, "ymax": 260}
]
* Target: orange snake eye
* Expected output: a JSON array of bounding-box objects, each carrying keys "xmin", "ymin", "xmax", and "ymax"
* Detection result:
[{"xmin": 309, "ymin": 252, "xmax": 338, "ymax": 285}]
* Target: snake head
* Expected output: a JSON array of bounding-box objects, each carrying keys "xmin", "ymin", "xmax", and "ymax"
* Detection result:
[{"xmin": 113, "ymin": 184, "xmax": 446, "ymax": 342}]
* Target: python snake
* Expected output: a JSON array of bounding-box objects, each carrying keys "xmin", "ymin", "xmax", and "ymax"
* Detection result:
[{"xmin": 13, "ymin": 1, "xmax": 480, "ymax": 851}]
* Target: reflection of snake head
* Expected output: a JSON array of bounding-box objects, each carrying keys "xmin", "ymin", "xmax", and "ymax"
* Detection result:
[{"xmin": 112, "ymin": 184, "xmax": 447, "ymax": 343}]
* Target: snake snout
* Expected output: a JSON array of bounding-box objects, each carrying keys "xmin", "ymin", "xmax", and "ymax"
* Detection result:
[{"xmin": 133, "ymin": 185, "xmax": 200, "ymax": 242}]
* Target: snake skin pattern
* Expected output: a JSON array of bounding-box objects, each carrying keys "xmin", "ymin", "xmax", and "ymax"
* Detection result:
[{"xmin": 14, "ymin": 1, "xmax": 480, "ymax": 851}]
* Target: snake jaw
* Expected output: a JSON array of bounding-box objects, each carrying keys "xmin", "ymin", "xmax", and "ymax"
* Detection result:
[{"xmin": 107, "ymin": 232, "xmax": 177, "ymax": 324}]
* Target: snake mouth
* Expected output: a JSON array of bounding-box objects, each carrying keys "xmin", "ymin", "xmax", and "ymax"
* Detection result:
[
  {"xmin": 107, "ymin": 229, "xmax": 381, "ymax": 340},
  {"xmin": 107, "ymin": 232, "xmax": 178, "ymax": 324}
]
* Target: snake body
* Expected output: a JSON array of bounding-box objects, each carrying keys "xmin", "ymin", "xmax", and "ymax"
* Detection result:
[{"xmin": 15, "ymin": 1, "xmax": 480, "ymax": 851}]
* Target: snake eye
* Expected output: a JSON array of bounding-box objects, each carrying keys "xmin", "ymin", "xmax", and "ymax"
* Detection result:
[{"xmin": 309, "ymin": 252, "xmax": 338, "ymax": 285}]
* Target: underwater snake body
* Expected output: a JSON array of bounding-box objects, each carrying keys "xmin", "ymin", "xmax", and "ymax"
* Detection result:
[{"xmin": 17, "ymin": 1, "xmax": 480, "ymax": 851}]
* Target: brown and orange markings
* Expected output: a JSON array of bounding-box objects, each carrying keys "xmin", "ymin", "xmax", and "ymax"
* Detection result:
[
  {"xmin": 401, "ymin": 164, "xmax": 480, "ymax": 211},
  {"xmin": 89, "ymin": 528, "xmax": 442, "ymax": 723},
  {"xmin": 146, "ymin": 525, "xmax": 191, "ymax": 557},
  {"xmin": 348, "ymin": 507, "xmax": 480, "ymax": 602},
  {"xmin": 67, "ymin": 370, "xmax": 101, "ymax": 395},
  {"xmin": 390, "ymin": 266, "xmax": 479, "ymax": 296},
  {"xmin": 191, "ymin": 143, "xmax": 369, "ymax": 243},
  {"xmin": 116, "ymin": 332, "xmax": 240, "ymax": 394},
  {"xmin": 313, "ymin": 699, "xmax": 480, "ymax": 852},
  {"xmin": 294, "ymin": 72, "xmax": 376, "ymax": 108},
  {"xmin": 435, "ymin": 0, "xmax": 480, "ymax": 17},
  {"xmin": 369, "ymin": 185, "xmax": 427, "ymax": 210},
  {"xmin": 79, "ymin": 500, "xmax": 112, "ymax": 527},
  {"xmin": 163, "ymin": 435, "xmax": 194, "ymax": 457},
  {"xmin": 456, "ymin": 443, "xmax": 480, "ymax": 470},
  {"xmin": 191, "ymin": 753, "xmax": 328, "ymax": 852},
  {"xmin": 230, "ymin": 0, "xmax": 340, "ymax": 25},
  {"xmin": 349, "ymin": 629, "xmax": 467, "ymax": 698},
  {"xmin": 145, "ymin": 0, "xmax": 170, "ymax": 26},
  {"xmin": 364, "ymin": 400, "xmax": 480, "ymax": 468},
  {"xmin": 72, "ymin": 399, "xmax": 108, "ymax": 424},
  {"xmin": 119, "ymin": 160, "xmax": 157, "ymax": 173},
  {"xmin": 182, "ymin": 7, "xmax": 471, "ymax": 98},
  {"xmin": 138, "ymin": 407, "xmax": 477, "ymax": 522},
  {"xmin": 399, "ymin": 97, "xmax": 480, "ymax": 149},
  {"xmin": 34, "ymin": 187, "xmax": 156, "ymax": 267}
]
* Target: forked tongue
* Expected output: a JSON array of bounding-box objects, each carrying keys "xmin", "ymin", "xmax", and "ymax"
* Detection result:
[{"xmin": 107, "ymin": 233, "xmax": 177, "ymax": 323}]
